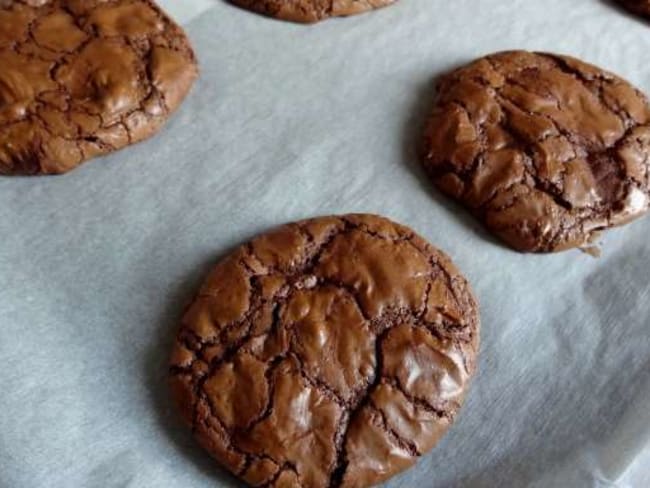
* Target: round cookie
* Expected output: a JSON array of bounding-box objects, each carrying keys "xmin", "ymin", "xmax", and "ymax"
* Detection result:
[
  {"xmin": 169, "ymin": 214, "xmax": 479, "ymax": 488},
  {"xmin": 422, "ymin": 51, "xmax": 650, "ymax": 253},
  {"xmin": 617, "ymin": 0, "xmax": 650, "ymax": 17},
  {"xmin": 0, "ymin": 0, "xmax": 198, "ymax": 175},
  {"xmin": 229, "ymin": 0, "xmax": 396, "ymax": 24}
]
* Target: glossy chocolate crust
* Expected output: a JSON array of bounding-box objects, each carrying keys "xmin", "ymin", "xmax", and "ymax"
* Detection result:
[
  {"xmin": 229, "ymin": 0, "xmax": 396, "ymax": 24},
  {"xmin": 0, "ymin": 0, "xmax": 198, "ymax": 175},
  {"xmin": 422, "ymin": 51, "xmax": 650, "ymax": 253},
  {"xmin": 617, "ymin": 0, "xmax": 650, "ymax": 16},
  {"xmin": 169, "ymin": 214, "xmax": 480, "ymax": 488}
]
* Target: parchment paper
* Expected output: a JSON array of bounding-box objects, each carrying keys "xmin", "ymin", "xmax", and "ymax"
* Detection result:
[{"xmin": 0, "ymin": 1, "xmax": 648, "ymax": 487}]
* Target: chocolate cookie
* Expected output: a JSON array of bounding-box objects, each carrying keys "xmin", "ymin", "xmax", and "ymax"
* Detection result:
[
  {"xmin": 422, "ymin": 51, "xmax": 650, "ymax": 253},
  {"xmin": 0, "ymin": 0, "xmax": 198, "ymax": 175},
  {"xmin": 617, "ymin": 0, "xmax": 650, "ymax": 17},
  {"xmin": 169, "ymin": 214, "xmax": 479, "ymax": 488},
  {"xmin": 229, "ymin": 0, "xmax": 396, "ymax": 23}
]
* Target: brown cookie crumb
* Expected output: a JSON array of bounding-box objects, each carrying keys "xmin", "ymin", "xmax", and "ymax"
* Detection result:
[
  {"xmin": 229, "ymin": 0, "xmax": 396, "ymax": 24},
  {"xmin": 169, "ymin": 214, "xmax": 480, "ymax": 488},
  {"xmin": 422, "ymin": 51, "xmax": 650, "ymax": 253},
  {"xmin": 0, "ymin": 0, "xmax": 198, "ymax": 175}
]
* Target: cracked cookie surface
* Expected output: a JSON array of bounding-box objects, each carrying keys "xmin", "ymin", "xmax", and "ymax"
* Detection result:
[
  {"xmin": 617, "ymin": 0, "xmax": 650, "ymax": 17},
  {"xmin": 229, "ymin": 0, "xmax": 396, "ymax": 23},
  {"xmin": 0, "ymin": 0, "xmax": 198, "ymax": 175},
  {"xmin": 169, "ymin": 214, "xmax": 480, "ymax": 488},
  {"xmin": 421, "ymin": 51, "xmax": 650, "ymax": 253}
]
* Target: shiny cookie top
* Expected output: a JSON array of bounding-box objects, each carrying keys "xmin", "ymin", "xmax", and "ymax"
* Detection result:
[
  {"xmin": 169, "ymin": 214, "xmax": 480, "ymax": 488},
  {"xmin": 229, "ymin": 0, "xmax": 396, "ymax": 24},
  {"xmin": 422, "ymin": 51, "xmax": 650, "ymax": 253},
  {"xmin": 0, "ymin": 0, "xmax": 197, "ymax": 175}
]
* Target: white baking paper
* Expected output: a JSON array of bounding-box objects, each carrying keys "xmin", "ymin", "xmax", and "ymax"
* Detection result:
[{"xmin": 0, "ymin": 0, "xmax": 649, "ymax": 487}]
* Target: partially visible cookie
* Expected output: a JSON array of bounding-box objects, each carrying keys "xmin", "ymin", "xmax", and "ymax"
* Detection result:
[
  {"xmin": 169, "ymin": 214, "xmax": 480, "ymax": 488},
  {"xmin": 617, "ymin": 0, "xmax": 650, "ymax": 17},
  {"xmin": 229, "ymin": 0, "xmax": 396, "ymax": 23},
  {"xmin": 0, "ymin": 0, "xmax": 198, "ymax": 175},
  {"xmin": 422, "ymin": 51, "xmax": 650, "ymax": 253}
]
